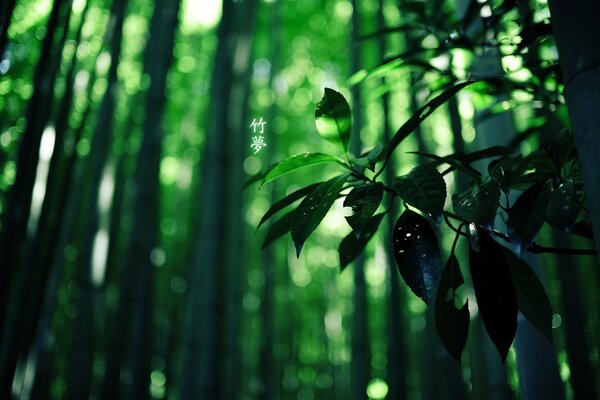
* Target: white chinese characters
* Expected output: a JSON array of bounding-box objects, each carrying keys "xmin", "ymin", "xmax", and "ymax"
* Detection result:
[{"xmin": 250, "ymin": 118, "xmax": 267, "ymax": 154}]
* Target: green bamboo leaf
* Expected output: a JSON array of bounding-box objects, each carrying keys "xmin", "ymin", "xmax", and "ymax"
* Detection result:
[
  {"xmin": 469, "ymin": 225, "xmax": 518, "ymax": 363},
  {"xmin": 339, "ymin": 213, "xmax": 385, "ymax": 271},
  {"xmin": 393, "ymin": 209, "xmax": 442, "ymax": 304},
  {"xmin": 343, "ymin": 182, "xmax": 384, "ymax": 237},
  {"xmin": 291, "ymin": 174, "xmax": 349, "ymax": 257},
  {"xmin": 315, "ymin": 88, "xmax": 351, "ymax": 153},
  {"xmin": 260, "ymin": 153, "xmax": 345, "ymax": 187},
  {"xmin": 258, "ymin": 182, "xmax": 322, "ymax": 228},
  {"xmin": 435, "ymin": 254, "xmax": 469, "ymax": 363},
  {"xmin": 500, "ymin": 246, "xmax": 553, "ymax": 342},
  {"xmin": 382, "ymin": 80, "xmax": 477, "ymax": 168},
  {"xmin": 394, "ymin": 165, "xmax": 446, "ymax": 224},
  {"xmin": 452, "ymin": 176, "xmax": 501, "ymax": 228}
]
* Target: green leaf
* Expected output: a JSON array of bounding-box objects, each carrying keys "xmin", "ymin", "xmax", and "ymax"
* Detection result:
[
  {"xmin": 262, "ymin": 211, "xmax": 294, "ymax": 249},
  {"xmin": 469, "ymin": 225, "xmax": 518, "ymax": 362},
  {"xmin": 350, "ymin": 144, "xmax": 383, "ymax": 172},
  {"xmin": 258, "ymin": 182, "xmax": 322, "ymax": 228},
  {"xmin": 339, "ymin": 213, "xmax": 385, "ymax": 271},
  {"xmin": 489, "ymin": 151, "xmax": 554, "ymax": 193},
  {"xmin": 452, "ymin": 176, "xmax": 500, "ymax": 228},
  {"xmin": 343, "ymin": 182, "xmax": 384, "ymax": 237},
  {"xmin": 507, "ymin": 181, "xmax": 552, "ymax": 255},
  {"xmin": 261, "ymin": 153, "xmax": 345, "ymax": 186},
  {"xmin": 546, "ymin": 179, "xmax": 581, "ymax": 232},
  {"xmin": 394, "ymin": 165, "xmax": 446, "ymax": 224},
  {"xmin": 435, "ymin": 254, "xmax": 469, "ymax": 363},
  {"xmin": 382, "ymin": 80, "xmax": 477, "ymax": 167},
  {"xmin": 291, "ymin": 174, "xmax": 349, "ymax": 257},
  {"xmin": 315, "ymin": 88, "xmax": 351, "ymax": 153},
  {"xmin": 500, "ymin": 246, "xmax": 553, "ymax": 342},
  {"xmin": 393, "ymin": 209, "xmax": 442, "ymax": 304}
]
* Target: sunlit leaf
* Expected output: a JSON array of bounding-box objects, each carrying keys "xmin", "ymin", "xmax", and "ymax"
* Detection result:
[
  {"xmin": 394, "ymin": 165, "xmax": 446, "ymax": 224},
  {"xmin": 507, "ymin": 181, "xmax": 552, "ymax": 255},
  {"xmin": 452, "ymin": 176, "xmax": 500, "ymax": 228},
  {"xmin": 291, "ymin": 174, "xmax": 349, "ymax": 257},
  {"xmin": 344, "ymin": 182, "xmax": 384, "ymax": 237},
  {"xmin": 260, "ymin": 153, "xmax": 345, "ymax": 186},
  {"xmin": 258, "ymin": 182, "xmax": 322, "ymax": 228},
  {"xmin": 393, "ymin": 209, "xmax": 442, "ymax": 304},
  {"xmin": 339, "ymin": 213, "xmax": 385, "ymax": 271},
  {"xmin": 469, "ymin": 225, "xmax": 518, "ymax": 362},
  {"xmin": 315, "ymin": 88, "xmax": 351, "ymax": 153},
  {"xmin": 435, "ymin": 254, "xmax": 469, "ymax": 363},
  {"xmin": 501, "ymin": 246, "xmax": 553, "ymax": 342}
]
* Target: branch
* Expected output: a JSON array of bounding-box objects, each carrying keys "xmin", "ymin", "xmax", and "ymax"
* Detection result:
[{"xmin": 443, "ymin": 211, "xmax": 597, "ymax": 256}]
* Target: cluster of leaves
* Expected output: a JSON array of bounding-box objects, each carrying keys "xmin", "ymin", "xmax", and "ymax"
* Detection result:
[
  {"xmin": 355, "ymin": 0, "xmax": 561, "ymax": 114},
  {"xmin": 245, "ymin": 83, "xmax": 592, "ymax": 362}
]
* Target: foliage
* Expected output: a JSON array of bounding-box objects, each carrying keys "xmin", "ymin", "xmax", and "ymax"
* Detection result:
[{"xmin": 245, "ymin": 0, "xmax": 595, "ymax": 362}]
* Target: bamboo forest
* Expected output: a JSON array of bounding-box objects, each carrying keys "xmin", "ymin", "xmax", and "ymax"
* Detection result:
[{"xmin": 2, "ymin": 0, "xmax": 600, "ymax": 398}]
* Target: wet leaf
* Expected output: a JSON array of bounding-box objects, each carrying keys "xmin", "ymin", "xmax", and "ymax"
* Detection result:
[
  {"xmin": 291, "ymin": 174, "xmax": 349, "ymax": 257},
  {"xmin": 393, "ymin": 209, "xmax": 442, "ymax": 304},
  {"xmin": 452, "ymin": 176, "xmax": 500, "ymax": 228},
  {"xmin": 501, "ymin": 246, "xmax": 553, "ymax": 342},
  {"xmin": 507, "ymin": 181, "xmax": 552, "ymax": 255},
  {"xmin": 258, "ymin": 183, "xmax": 322, "ymax": 228},
  {"xmin": 435, "ymin": 254, "xmax": 470, "ymax": 363},
  {"xmin": 469, "ymin": 225, "xmax": 518, "ymax": 362},
  {"xmin": 394, "ymin": 165, "xmax": 446, "ymax": 224},
  {"xmin": 339, "ymin": 213, "xmax": 385, "ymax": 271},
  {"xmin": 315, "ymin": 88, "xmax": 351, "ymax": 153},
  {"xmin": 349, "ymin": 144, "xmax": 384, "ymax": 172},
  {"xmin": 546, "ymin": 179, "xmax": 581, "ymax": 232},
  {"xmin": 344, "ymin": 182, "xmax": 384, "ymax": 237}
]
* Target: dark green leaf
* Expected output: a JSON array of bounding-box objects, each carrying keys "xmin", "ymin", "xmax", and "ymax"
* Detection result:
[
  {"xmin": 546, "ymin": 179, "xmax": 581, "ymax": 232},
  {"xmin": 507, "ymin": 181, "xmax": 552, "ymax": 255},
  {"xmin": 262, "ymin": 211, "xmax": 294, "ymax": 249},
  {"xmin": 393, "ymin": 209, "xmax": 442, "ymax": 304},
  {"xmin": 258, "ymin": 182, "xmax": 322, "ymax": 228},
  {"xmin": 394, "ymin": 165, "xmax": 446, "ymax": 224},
  {"xmin": 382, "ymin": 80, "xmax": 476, "ymax": 167},
  {"xmin": 469, "ymin": 225, "xmax": 518, "ymax": 362},
  {"xmin": 501, "ymin": 246, "xmax": 553, "ymax": 342},
  {"xmin": 261, "ymin": 153, "xmax": 345, "ymax": 186},
  {"xmin": 344, "ymin": 182, "xmax": 384, "ymax": 237},
  {"xmin": 339, "ymin": 213, "xmax": 385, "ymax": 271},
  {"xmin": 489, "ymin": 151, "xmax": 554, "ymax": 193},
  {"xmin": 291, "ymin": 174, "xmax": 349, "ymax": 257},
  {"xmin": 315, "ymin": 88, "xmax": 351, "ymax": 153},
  {"xmin": 452, "ymin": 176, "xmax": 500, "ymax": 228},
  {"xmin": 435, "ymin": 254, "xmax": 470, "ymax": 363}
]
